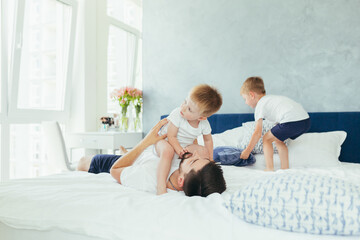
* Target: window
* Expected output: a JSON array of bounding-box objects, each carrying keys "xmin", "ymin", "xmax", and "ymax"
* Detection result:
[
  {"xmin": 10, "ymin": 124, "xmax": 46, "ymax": 179},
  {"xmin": 107, "ymin": 0, "xmax": 142, "ymax": 31},
  {"xmin": 99, "ymin": 0, "xmax": 142, "ymax": 114},
  {"xmin": 1, "ymin": 0, "xmax": 77, "ymax": 180},
  {"xmin": 9, "ymin": 124, "xmax": 65, "ymax": 179},
  {"xmin": 0, "ymin": 0, "xmax": 2, "ymax": 113},
  {"xmin": 13, "ymin": 0, "xmax": 73, "ymax": 112},
  {"xmin": 107, "ymin": 25, "xmax": 136, "ymax": 112}
]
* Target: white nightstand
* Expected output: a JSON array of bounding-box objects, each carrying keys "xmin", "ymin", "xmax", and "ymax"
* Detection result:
[{"xmin": 67, "ymin": 132, "xmax": 143, "ymax": 156}]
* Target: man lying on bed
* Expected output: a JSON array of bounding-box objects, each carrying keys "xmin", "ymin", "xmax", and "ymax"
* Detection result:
[{"xmin": 77, "ymin": 119, "xmax": 226, "ymax": 197}]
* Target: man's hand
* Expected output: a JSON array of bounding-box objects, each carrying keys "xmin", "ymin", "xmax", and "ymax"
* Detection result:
[
  {"xmin": 240, "ymin": 149, "xmax": 251, "ymax": 160},
  {"xmin": 110, "ymin": 119, "xmax": 169, "ymax": 183},
  {"xmin": 118, "ymin": 145, "xmax": 128, "ymax": 155},
  {"xmin": 142, "ymin": 118, "xmax": 168, "ymax": 147}
]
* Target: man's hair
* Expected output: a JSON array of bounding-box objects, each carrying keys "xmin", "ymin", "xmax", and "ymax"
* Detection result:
[
  {"xmin": 240, "ymin": 76, "xmax": 266, "ymax": 95},
  {"xmin": 183, "ymin": 162, "xmax": 226, "ymax": 197},
  {"xmin": 189, "ymin": 84, "xmax": 222, "ymax": 117}
]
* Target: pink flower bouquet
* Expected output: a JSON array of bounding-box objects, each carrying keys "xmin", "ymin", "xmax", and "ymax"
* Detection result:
[{"xmin": 110, "ymin": 87, "xmax": 143, "ymax": 117}]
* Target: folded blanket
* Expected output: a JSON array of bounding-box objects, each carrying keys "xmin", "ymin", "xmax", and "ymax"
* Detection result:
[{"xmin": 213, "ymin": 146, "xmax": 256, "ymax": 166}]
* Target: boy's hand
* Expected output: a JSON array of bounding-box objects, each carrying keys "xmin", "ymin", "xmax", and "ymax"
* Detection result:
[
  {"xmin": 157, "ymin": 185, "xmax": 168, "ymax": 195},
  {"xmin": 157, "ymin": 189, "xmax": 167, "ymax": 195},
  {"xmin": 240, "ymin": 150, "xmax": 250, "ymax": 160},
  {"xmin": 179, "ymin": 147, "xmax": 189, "ymax": 158}
]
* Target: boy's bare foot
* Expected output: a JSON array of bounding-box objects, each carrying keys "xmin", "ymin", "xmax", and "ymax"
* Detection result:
[
  {"xmin": 119, "ymin": 146, "xmax": 128, "ymax": 155},
  {"xmin": 264, "ymin": 168, "xmax": 274, "ymax": 172}
]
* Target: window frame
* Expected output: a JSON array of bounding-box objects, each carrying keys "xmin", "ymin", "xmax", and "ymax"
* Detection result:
[
  {"xmin": 0, "ymin": 0, "xmax": 8, "ymax": 120},
  {"xmin": 0, "ymin": 0, "xmax": 10, "ymax": 181}
]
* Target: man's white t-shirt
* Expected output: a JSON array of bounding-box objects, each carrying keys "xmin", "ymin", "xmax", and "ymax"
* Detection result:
[
  {"xmin": 121, "ymin": 107, "xmax": 211, "ymax": 194},
  {"xmin": 254, "ymin": 95, "xmax": 309, "ymax": 123},
  {"xmin": 120, "ymin": 146, "xmax": 180, "ymax": 194},
  {"xmin": 160, "ymin": 107, "xmax": 212, "ymax": 147}
]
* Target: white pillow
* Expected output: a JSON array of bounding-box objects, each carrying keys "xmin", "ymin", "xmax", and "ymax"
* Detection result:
[
  {"xmin": 248, "ymin": 131, "xmax": 346, "ymax": 169},
  {"xmin": 288, "ymin": 131, "xmax": 346, "ymax": 168},
  {"xmin": 226, "ymin": 173, "xmax": 360, "ymax": 235},
  {"xmin": 197, "ymin": 126, "xmax": 245, "ymax": 148},
  {"xmin": 239, "ymin": 120, "xmax": 289, "ymax": 153}
]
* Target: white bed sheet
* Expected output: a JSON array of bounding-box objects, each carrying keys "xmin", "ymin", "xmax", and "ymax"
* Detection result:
[{"xmin": 0, "ymin": 163, "xmax": 360, "ymax": 240}]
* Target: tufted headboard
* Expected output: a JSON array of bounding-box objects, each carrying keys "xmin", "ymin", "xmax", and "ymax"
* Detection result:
[{"xmin": 161, "ymin": 112, "xmax": 360, "ymax": 164}]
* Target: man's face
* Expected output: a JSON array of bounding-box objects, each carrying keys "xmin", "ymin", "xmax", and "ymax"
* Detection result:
[{"xmin": 179, "ymin": 151, "xmax": 210, "ymax": 175}]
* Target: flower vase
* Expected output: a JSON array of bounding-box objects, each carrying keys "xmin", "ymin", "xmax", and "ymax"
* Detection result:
[
  {"xmin": 134, "ymin": 112, "xmax": 141, "ymax": 132},
  {"xmin": 121, "ymin": 115, "xmax": 129, "ymax": 132},
  {"xmin": 120, "ymin": 106, "xmax": 129, "ymax": 132}
]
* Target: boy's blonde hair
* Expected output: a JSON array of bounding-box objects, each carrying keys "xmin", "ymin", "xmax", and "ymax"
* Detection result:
[
  {"xmin": 190, "ymin": 84, "xmax": 222, "ymax": 117},
  {"xmin": 240, "ymin": 76, "xmax": 266, "ymax": 95}
]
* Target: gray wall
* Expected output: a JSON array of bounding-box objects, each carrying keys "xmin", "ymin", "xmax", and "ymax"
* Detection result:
[{"xmin": 143, "ymin": 0, "xmax": 360, "ymax": 132}]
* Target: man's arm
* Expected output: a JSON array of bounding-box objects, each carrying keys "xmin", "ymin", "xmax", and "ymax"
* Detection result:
[
  {"xmin": 240, "ymin": 119, "xmax": 263, "ymax": 159},
  {"xmin": 203, "ymin": 134, "xmax": 214, "ymax": 161},
  {"xmin": 110, "ymin": 118, "xmax": 168, "ymax": 183}
]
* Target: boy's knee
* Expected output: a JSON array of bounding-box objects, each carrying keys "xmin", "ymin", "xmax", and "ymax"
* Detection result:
[
  {"xmin": 275, "ymin": 140, "xmax": 287, "ymax": 148},
  {"xmin": 162, "ymin": 145, "xmax": 175, "ymax": 157},
  {"xmin": 77, "ymin": 155, "xmax": 93, "ymax": 171},
  {"xmin": 263, "ymin": 133, "xmax": 272, "ymax": 143},
  {"xmin": 157, "ymin": 139, "xmax": 169, "ymax": 146}
]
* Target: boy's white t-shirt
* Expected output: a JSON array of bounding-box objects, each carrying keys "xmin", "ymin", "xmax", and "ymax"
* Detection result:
[
  {"xmin": 160, "ymin": 107, "xmax": 212, "ymax": 147},
  {"xmin": 254, "ymin": 95, "xmax": 309, "ymax": 123}
]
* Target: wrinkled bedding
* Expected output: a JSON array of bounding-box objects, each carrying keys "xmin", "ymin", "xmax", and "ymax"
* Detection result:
[{"xmin": 0, "ymin": 162, "xmax": 359, "ymax": 240}]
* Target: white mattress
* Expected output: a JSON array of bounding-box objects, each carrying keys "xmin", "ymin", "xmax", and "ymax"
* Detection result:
[{"xmin": 0, "ymin": 163, "xmax": 360, "ymax": 240}]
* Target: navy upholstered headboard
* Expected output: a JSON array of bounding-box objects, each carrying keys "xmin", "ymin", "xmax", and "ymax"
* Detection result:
[{"xmin": 161, "ymin": 112, "xmax": 360, "ymax": 164}]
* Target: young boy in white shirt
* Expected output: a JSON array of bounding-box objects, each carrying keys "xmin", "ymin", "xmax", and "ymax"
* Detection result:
[
  {"xmin": 240, "ymin": 76, "xmax": 310, "ymax": 171},
  {"xmin": 155, "ymin": 84, "xmax": 222, "ymax": 195}
]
